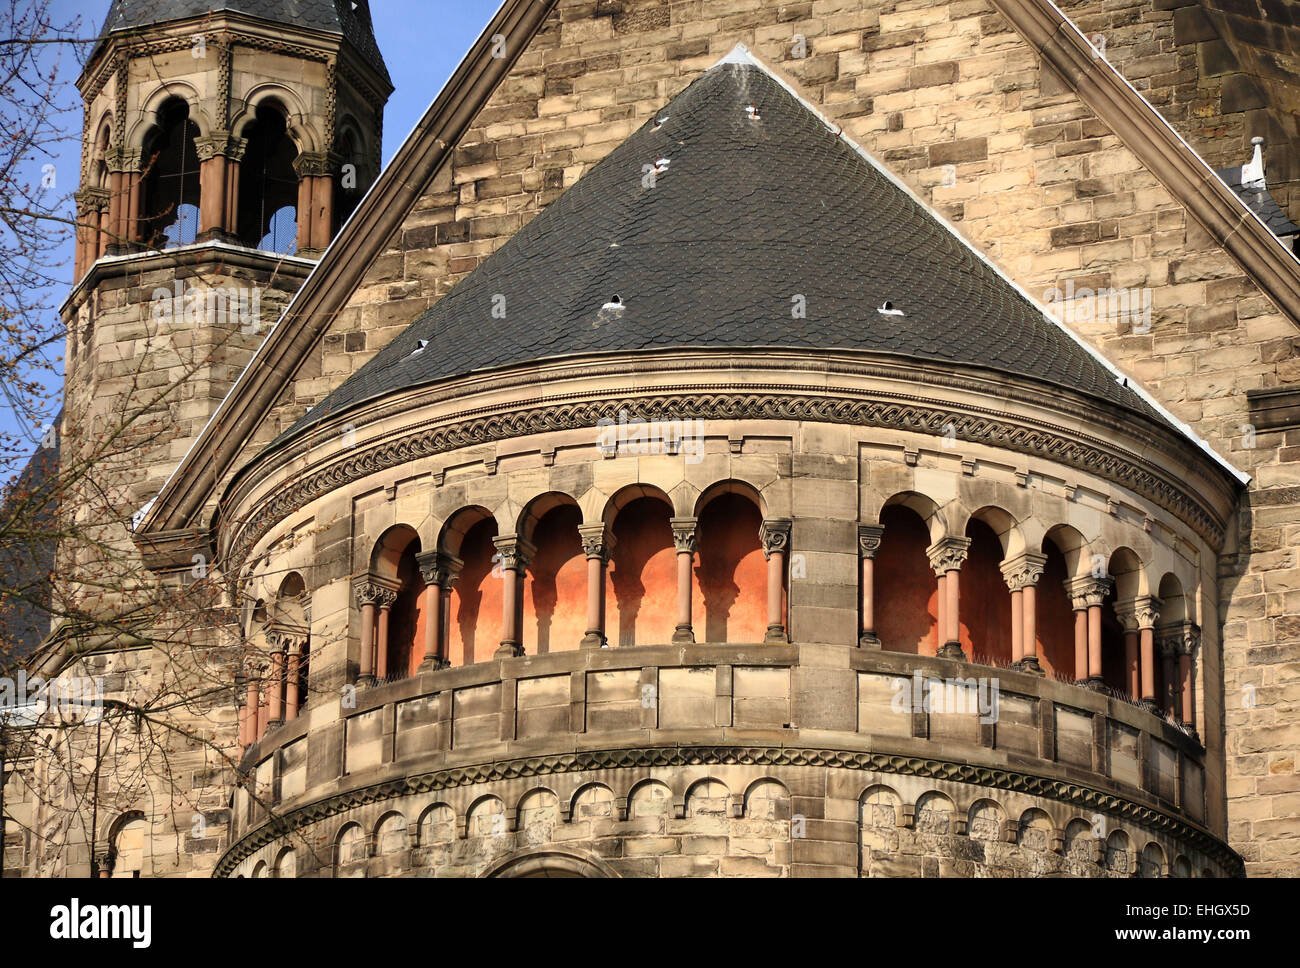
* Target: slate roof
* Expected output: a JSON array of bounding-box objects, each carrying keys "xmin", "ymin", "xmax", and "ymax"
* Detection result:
[
  {"xmin": 1215, "ymin": 164, "xmax": 1300, "ymax": 240},
  {"xmin": 281, "ymin": 54, "xmax": 1169, "ymax": 444},
  {"xmin": 96, "ymin": 0, "xmax": 388, "ymax": 81}
]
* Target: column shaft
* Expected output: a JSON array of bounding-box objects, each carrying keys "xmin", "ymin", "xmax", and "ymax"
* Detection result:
[
  {"xmin": 1010, "ymin": 588, "xmax": 1024, "ymax": 664},
  {"xmin": 376, "ymin": 605, "xmax": 391, "ymax": 680},
  {"xmin": 358, "ymin": 602, "xmax": 376, "ymax": 682}
]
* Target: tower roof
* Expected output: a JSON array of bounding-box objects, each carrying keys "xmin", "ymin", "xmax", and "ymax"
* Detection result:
[
  {"xmin": 97, "ymin": 0, "xmax": 388, "ymax": 81},
  {"xmin": 281, "ymin": 49, "xmax": 1175, "ymax": 441}
]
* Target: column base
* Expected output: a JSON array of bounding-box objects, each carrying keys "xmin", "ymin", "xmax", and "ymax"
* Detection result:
[
  {"xmin": 1015, "ymin": 656, "xmax": 1044, "ymax": 675},
  {"xmin": 1139, "ymin": 697, "xmax": 1160, "ymax": 714},
  {"xmin": 417, "ymin": 655, "xmax": 449, "ymax": 672},
  {"xmin": 764, "ymin": 625, "xmax": 789, "ymax": 644},
  {"xmin": 936, "ymin": 641, "xmax": 965, "ymax": 660},
  {"xmin": 495, "ymin": 642, "xmax": 524, "ymax": 658},
  {"xmin": 581, "ymin": 631, "xmax": 607, "ymax": 649},
  {"xmin": 1083, "ymin": 676, "xmax": 1107, "ymax": 692},
  {"xmin": 357, "ymin": 675, "xmax": 376, "ymax": 689},
  {"xmin": 266, "ymin": 718, "xmax": 284, "ymax": 732},
  {"xmin": 1180, "ymin": 724, "xmax": 1201, "ymax": 744},
  {"xmin": 672, "ymin": 626, "xmax": 695, "ymax": 645},
  {"xmin": 196, "ymin": 227, "xmax": 239, "ymax": 245},
  {"xmin": 858, "ymin": 631, "xmax": 881, "ymax": 649}
]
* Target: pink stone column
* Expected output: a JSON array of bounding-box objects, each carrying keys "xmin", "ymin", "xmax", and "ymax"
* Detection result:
[
  {"xmin": 417, "ymin": 552, "xmax": 461, "ymax": 671},
  {"xmin": 927, "ymin": 537, "xmax": 970, "ymax": 660},
  {"xmin": 1088, "ymin": 604, "xmax": 1103, "ymax": 682},
  {"xmin": 255, "ymin": 678, "xmax": 268, "ymax": 741},
  {"xmin": 493, "ymin": 535, "xmax": 534, "ymax": 658},
  {"xmin": 1073, "ymin": 607, "xmax": 1088, "ymax": 682},
  {"xmin": 580, "ymin": 525, "xmax": 615, "ymax": 648},
  {"xmin": 1022, "ymin": 582, "xmax": 1041, "ymax": 674},
  {"xmin": 934, "ymin": 573, "xmax": 947, "ymax": 657},
  {"xmin": 858, "ymin": 525, "xmax": 884, "ymax": 648},
  {"xmin": 760, "ymin": 520, "xmax": 792, "ymax": 644},
  {"xmin": 284, "ymin": 644, "xmax": 301, "ymax": 722},
  {"xmin": 1179, "ymin": 625, "xmax": 1198, "ymax": 731},
  {"xmin": 358, "ymin": 598, "xmax": 376, "ymax": 684},
  {"xmin": 267, "ymin": 648, "xmax": 285, "ymax": 727},
  {"xmin": 1010, "ymin": 588, "xmax": 1024, "ymax": 664},
  {"xmin": 375, "ymin": 603, "xmax": 392, "ymax": 681},
  {"xmin": 670, "ymin": 518, "xmax": 697, "ymax": 645},
  {"xmin": 1135, "ymin": 595, "xmax": 1161, "ymax": 712},
  {"xmin": 1161, "ymin": 636, "xmax": 1178, "ymax": 718}
]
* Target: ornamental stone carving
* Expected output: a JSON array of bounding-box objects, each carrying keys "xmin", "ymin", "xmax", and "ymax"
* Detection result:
[
  {"xmin": 759, "ymin": 519, "xmax": 792, "ymax": 559},
  {"xmin": 1066, "ymin": 575, "xmax": 1113, "ymax": 610},
  {"xmin": 354, "ymin": 580, "xmax": 398, "ymax": 610},
  {"xmin": 670, "ymin": 517, "xmax": 699, "ymax": 555},
  {"xmin": 999, "ymin": 552, "xmax": 1047, "ymax": 592},
  {"xmin": 578, "ymin": 524, "xmax": 616, "ymax": 560},
  {"xmin": 858, "ymin": 524, "xmax": 884, "ymax": 559},
  {"xmin": 415, "ymin": 550, "xmax": 462, "ymax": 586},
  {"xmin": 926, "ymin": 536, "xmax": 970, "ymax": 575},
  {"xmin": 492, "ymin": 535, "xmax": 536, "ymax": 573}
]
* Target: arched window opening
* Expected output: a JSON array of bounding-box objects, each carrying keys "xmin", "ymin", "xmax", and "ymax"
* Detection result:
[
  {"xmin": 875, "ymin": 504, "xmax": 937, "ymax": 654},
  {"xmin": 694, "ymin": 492, "xmax": 765, "ymax": 642},
  {"xmin": 334, "ymin": 126, "xmax": 365, "ymax": 229},
  {"xmin": 1036, "ymin": 537, "xmax": 1078, "ymax": 680},
  {"xmin": 607, "ymin": 496, "xmax": 676, "ymax": 647},
  {"xmin": 238, "ymin": 102, "xmax": 299, "ymax": 253},
  {"xmin": 522, "ymin": 504, "xmax": 585, "ymax": 654},
  {"xmin": 448, "ymin": 516, "xmax": 501, "ymax": 667},
  {"xmin": 141, "ymin": 99, "xmax": 200, "ymax": 249},
  {"xmin": 109, "ymin": 816, "xmax": 146, "ymax": 878},
  {"xmin": 386, "ymin": 541, "xmax": 426, "ymax": 680},
  {"xmin": 961, "ymin": 517, "xmax": 1012, "ymax": 666}
]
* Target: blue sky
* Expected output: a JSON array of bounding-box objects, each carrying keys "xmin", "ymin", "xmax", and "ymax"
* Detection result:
[{"xmin": 2, "ymin": 0, "xmax": 502, "ymax": 464}]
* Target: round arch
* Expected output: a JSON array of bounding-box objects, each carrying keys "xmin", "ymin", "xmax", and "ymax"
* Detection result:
[{"xmin": 483, "ymin": 849, "xmax": 620, "ymax": 879}]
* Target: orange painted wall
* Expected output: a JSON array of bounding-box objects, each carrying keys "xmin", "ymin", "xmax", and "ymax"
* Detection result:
[
  {"xmin": 694, "ymin": 494, "xmax": 766, "ymax": 643},
  {"xmin": 876, "ymin": 505, "xmax": 938, "ymax": 655},
  {"xmin": 523, "ymin": 505, "xmax": 586, "ymax": 653},
  {"xmin": 960, "ymin": 519, "xmax": 1012, "ymax": 665},
  {"xmin": 448, "ymin": 517, "xmax": 503, "ymax": 666},
  {"xmin": 1034, "ymin": 542, "xmax": 1076, "ymax": 679},
  {"xmin": 606, "ymin": 497, "xmax": 677, "ymax": 647},
  {"xmin": 387, "ymin": 545, "xmax": 428, "ymax": 678}
]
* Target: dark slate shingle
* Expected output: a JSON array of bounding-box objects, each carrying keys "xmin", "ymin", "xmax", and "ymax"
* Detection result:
[
  {"xmin": 97, "ymin": 0, "xmax": 388, "ymax": 80},
  {"xmin": 282, "ymin": 58, "xmax": 1168, "ymax": 444},
  {"xmin": 1216, "ymin": 164, "xmax": 1300, "ymax": 239}
]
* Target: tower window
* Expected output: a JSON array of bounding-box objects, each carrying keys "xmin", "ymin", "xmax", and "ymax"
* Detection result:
[
  {"xmin": 141, "ymin": 100, "xmax": 200, "ymax": 249},
  {"xmin": 238, "ymin": 103, "xmax": 299, "ymax": 254}
]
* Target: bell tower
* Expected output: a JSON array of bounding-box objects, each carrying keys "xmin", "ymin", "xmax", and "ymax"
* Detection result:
[{"xmin": 60, "ymin": 1, "xmax": 389, "ymax": 615}]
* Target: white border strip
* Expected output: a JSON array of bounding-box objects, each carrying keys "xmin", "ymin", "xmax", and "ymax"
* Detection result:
[{"xmin": 713, "ymin": 43, "xmax": 1249, "ymax": 484}]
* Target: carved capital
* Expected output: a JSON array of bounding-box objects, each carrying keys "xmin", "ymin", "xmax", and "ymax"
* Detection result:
[
  {"xmin": 265, "ymin": 623, "xmax": 308, "ymax": 654},
  {"xmin": 194, "ymin": 131, "xmax": 246, "ymax": 162},
  {"xmin": 999, "ymin": 551, "xmax": 1047, "ymax": 592},
  {"xmin": 926, "ymin": 536, "xmax": 970, "ymax": 575},
  {"xmin": 1179, "ymin": 623, "xmax": 1201, "ymax": 657},
  {"xmin": 292, "ymin": 150, "xmax": 337, "ymax": 178},
  {"xmin": 1065, "ymin": 575, "xmax": 1112, "ymax": 610},
  {"xmin": 669, "ymin": 517, "xmax": 698, "ymax": 555},
  {"xmin": 354, "ymin": 577, "xmax": 399, "ymax": 609},
  {"xmin": 1158, "ymin": 632, "xmax": 1180, "ymax": 659},
  {"xmin": 1133, "ymin": 595, "xmax": 1162, "ymax": 630},
  {"xmin": 759, "ymin": 518, "xmax": 792, "ymax": 559},
  {"xmin": 415, "ymin": 550, "xmax": 462, "ymax": 586},
  {"xmin": 492, "ymin": 534, "xmax": 536, "ymax": 573},
  {"xmin": 858, "ymin": 524, "xmax": 885, "ymax": 559},
  {"xmin": 1112, "ymin": 599, "xmax": 1140, "ymax": 633},
  {"xmin": 578, "ymin": 523, "xmax": 616, "ymax": 560},
  {"xmin": 75, "ymin": 187, "xmax": 110, "ymax": 213},
  {"xmin": 105, "ymin": 145, "xmax": 142, "ymax": 173}
]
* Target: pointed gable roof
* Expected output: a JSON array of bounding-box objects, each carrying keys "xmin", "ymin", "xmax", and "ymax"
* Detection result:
[{"xmin": 282, "ymin": 50, "xmax": 1165, "ymax": 443}]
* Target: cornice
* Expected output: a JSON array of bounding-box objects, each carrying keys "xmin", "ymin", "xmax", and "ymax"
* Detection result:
[
  {"xmin": 217, "ymin": 375, "xmax": 1233, "ymax": 573},
  {"xmin": 212, "ymin": 744, "xmax": 1242, "ymax": 877}
]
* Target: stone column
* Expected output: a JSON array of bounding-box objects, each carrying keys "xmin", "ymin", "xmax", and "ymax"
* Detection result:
[
  {"xmin": 926, "ymin": 537, "xmax": 970, "ymax": 660},
  {"xmin": 270, "ymin": 629, "xmax": 306, "ymax": 723},
  {"xmin": 1178, "ymin": 624, "xmax": 1199, "ymax": 736},
  {"xmin": 1114, "ymin": 600, "xmax": 1141, "ymax": 700},
  {"xmin": 266, "ymin": 639, "xmax": 286, "ymax": 730},
  {"xmin": 858, "ymin": 524, "xmax": 884, "ymax": 648},
  {"xmin": 194, "ymin": 133, "xmax": 243, "ymax": 241},
  {"xmin": 223, "ymin": 137, "xmax": 246, "ymax": 235},
  {"xmin": 670, "ymin": 518, "xmax": 698, "ymax": 644},
  {"xmin": 104, "ymin": 147, "xmax": 142, "ymax": 253},
  {"xmin": 493, "ymin": 535, "xmax": 535, "ymax": 658},
  {"xmin": 1134, "ymin": 596, "xmax": 1161, "ymax": 712},
  {"xmin": 416, "ymin": 551, "xmax": 461, "ymax": 670},
  {"xmin": 376, "ymin": 599, "xmax": 394, "ymax": 681},
  {"xmin": 1000, "ymin": 553, "xmax": 1046, "ymax": 674},
  {"xmin": 1066, "ymin": 576, "xmax": 1111, "ymax": 690},
  {"xmin": 74, "ymin": 188, "xmax": 108, "ymax": 279},
  {"xmin": 760, "ymin": 519, "xmax": 792, "ymax": 644},
  {"xmin": 235, "ymin": 672, "xmax": 251, "ymax": 749},
  {"xmin": 293, "ymin": 151, "xmax": 336, "ymax": 253},
  {"xmin": 354, "ymin": 579, "xmax": 398, "ymax": 686},
  {"xmin": 254, "ymin": 667, "xmax": 269, "ymax": 741},
  {"xmin": 579, "ymin": 524, "xmax": 616, "ymax": 649},
  {"xmin": 95, "ymin": 851, "xmax": 115, "ymax": 879}
]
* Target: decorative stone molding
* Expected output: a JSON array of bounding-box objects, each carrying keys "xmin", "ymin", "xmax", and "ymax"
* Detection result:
[
  {"xmin": 1134, "ymin": 596, "xmax": 1162, "ymax": 630},
  {"xmin": 857, "ymin": 524, "xmax": 884, "ymax": 559},
  {"xmin": 194, "ymin": 132, "xmax": 246, "ymax": 162},
  {"xmin": 353, "ymin": 578, "xmax": 399, "ymax": 610},
  {"xmin": 1179, "ymin": 624, "xmax": 1201, "ymax": 658},
  {"xmin": 759, "ymin": 519, "xmax": 792, "ymax": 560},
  {"xmin": 218, "ymin": 383, "xmax": 1232, "ymax": 574},
  {"xmin": 264, "ymin": 624, "xmax": 308, "ymax": 653},
  {"xmin": 292, "ymin": 151, "xmax": 339, "ymax": 179},
  {"xmin": 1113, "ymin": 599, "xmax": 1139, "ymax": 634},
  {"xmin": 999, "ymin": 552, "xmax": 1047, "ymax": 591},
  {"xmin": 926, "ymin": 537, "xmax": 970, "ymax": 576},
  {"xmin": 214, "ymin": 744, "xmax": 1241, "ymax": 878}
]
